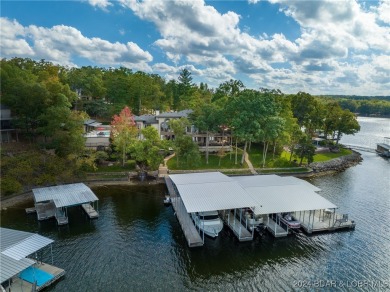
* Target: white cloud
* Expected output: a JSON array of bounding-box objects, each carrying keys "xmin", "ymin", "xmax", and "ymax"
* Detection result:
[
  {"xmin": 88, "ymin": 0, "xmax": 112, "ymax": 11},
  {"xmin": 377, "ymin": 0, "xmax": 390, "ymax": 23},
  {"xmin": 120, "ymin": 0, "xmax": 297, "ymax": 84},
  {"xmin": 270, "ymin": 0, "xmax": 390, "ymax": 60},
  {"xmin": 0, "ymin": 18, "xmax": 34, "ymax": 56},
  {"xmin": 248, "ymin": 0, "xmax": 260, "ymax": 4},
  {"xmin": 0, "ymin": 17, "xmax": 152, "ymax": 70},
  {"xmin": 117, "ymin": 0, "xmax": 389, "ymax": 94}
]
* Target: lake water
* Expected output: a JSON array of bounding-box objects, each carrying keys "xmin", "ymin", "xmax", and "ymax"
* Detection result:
[{"xmin": 1, "ymin": 117, "xmax": 389, "ymax": 291}]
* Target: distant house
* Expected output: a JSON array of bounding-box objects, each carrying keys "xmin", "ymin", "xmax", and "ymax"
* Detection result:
[
  {"xmin": 156, "ymin": 109, "xmax": 193, "ymax": 140},
  {"xmin": 85, "ymin": 109, "xmax": 231, "ymax": 152},
  {"xmin": 159, "ymin": 109, "xmax": 232, "ymax": 150},
  {"xmin": 134, "ymin": 114, "xmax": 159, "ymax": 140},
  {"xmin": 0, "ymin": 105, "xmax": 18, "ymax": 143},
  {"xmin": 83, "ymin": 119, "xmax": 102, "ymax": 133},
  {"xmin": 83, "ymin": 119, "xmax": 110, "ymax": 150}
]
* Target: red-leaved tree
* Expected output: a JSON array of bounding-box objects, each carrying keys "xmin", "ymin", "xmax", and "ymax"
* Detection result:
[{"xmin": 110, "ymin": 106, "xmax": 137, "ymax": 166}]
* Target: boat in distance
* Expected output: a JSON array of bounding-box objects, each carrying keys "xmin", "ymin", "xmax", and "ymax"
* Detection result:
[
  {"xmin": 278, "ymin": 213, "xmax": 301, "ymax": 229},
  {"xmin": 191, "ymin": 211, "xmax": 224, "ymax": 238}
]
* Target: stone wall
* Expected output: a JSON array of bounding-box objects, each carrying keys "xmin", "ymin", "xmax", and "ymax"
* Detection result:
[{"xmin": 309, "ymin": 150, "xmax": 362, "ymax": 173}]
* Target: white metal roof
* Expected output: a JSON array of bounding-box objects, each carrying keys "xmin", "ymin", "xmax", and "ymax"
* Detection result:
[
  {"xmin": 245, "ymin": 185, "xmax": 337, "ymax": 215},
  {"xmin": 169, "ymin": 172, "xmax": 336, "ymax": 215},
  {"xmin": 2, "ymin": 234, "xmax": 53, "ymax": 261},
  {"xmin": 232, "ymin": 175, "xmax": 336, "ymax": 215},
  {"xmin": 32, "ymin": 183, "xmax": 98, "ymax": 208},
  {"xmin": 0, "ymin": 254, "xmax": 34, "ymax": 283},
  {"xmin": 233, "ymin": 175, "xmax": 321, "ymax": 191},
  {"xmin": 0, "ymin": 228, "xmax": 54, "ymax": 283},
  {"xmin": 170, "ymin": 172, "xmax": 232, "ymax": 185},
  {"xmin": 169, "ymin": 172, "xmax": 257, "ymax": 213}
]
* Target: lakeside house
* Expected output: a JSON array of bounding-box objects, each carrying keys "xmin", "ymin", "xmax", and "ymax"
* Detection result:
[
  {"xmin": 134, "ymin": 109, "xmax": 232, "ymax": 152},
  {"xmin": 82, "ymin": 109, "xmax": 233, "ymax": 152}
]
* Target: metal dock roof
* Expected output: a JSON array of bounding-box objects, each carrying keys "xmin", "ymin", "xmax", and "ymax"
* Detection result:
[
  {"xmin": 169, "ymin": 172, "xmax": 257, "ymax": 213},
  {"xmin": 32, "ymin": 183, "xmax": 98, "ymax": 208},
  {"xmin": 232, "ymin": 175, "xmax": 336, "ymax": 215},
  {"xmin": 169, "ymin": 172, "xmax": 336, "ymax": 215},
  {"xmin": 233, "ymin": 175, "xmax": 321, "ymax": 191},
  {"xmin": 0, "ymin": 228, "xmax": 54, "ymax": 283}
]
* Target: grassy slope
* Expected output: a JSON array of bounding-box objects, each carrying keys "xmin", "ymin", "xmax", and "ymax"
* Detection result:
[
  {"xmin": 167, "ymin": 150, "xmax": 248, "ymax": 170},
  {"xmin": 249, "ymin": 143, "xmax": 352, "ymax": 167}
]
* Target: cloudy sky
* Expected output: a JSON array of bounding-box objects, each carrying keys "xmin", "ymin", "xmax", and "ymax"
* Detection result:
[{"xmin": 1, "ymin": 0, "xmax": 389, "ymax": 95}]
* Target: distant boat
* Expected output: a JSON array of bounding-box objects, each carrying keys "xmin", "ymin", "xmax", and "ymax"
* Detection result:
[
  {"xmin": 191, "ymin": 211, "xmax": 223, "ymax": 238},
  {"xmin": 163, "ymin": 195, "xmax": 171, "ymax": 205},
  {"xmin": 376, "ymin": 137, "xmax": 390, "ymax": 158},
  {"xmin": 278, "ymin": 213, "xmax": 301, "ymax": 229}
]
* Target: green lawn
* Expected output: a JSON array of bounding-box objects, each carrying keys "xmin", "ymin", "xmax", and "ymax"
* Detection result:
[
  {"xmin": 249, "ymin": 143, "xmax": 353, "ymax": 167},
  {"xmin": 311, "ymin": 148, "xmax": 353, "ymax": 162},
  {"xmin": 167, "ymin": 151, "xmax": 248, "ymax": 170},
  {"xmin": 247, "ymin": 145, "xmax": 295, "ymax": 168}
]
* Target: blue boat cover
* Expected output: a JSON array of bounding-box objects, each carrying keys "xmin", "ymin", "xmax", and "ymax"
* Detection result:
[{"xmin": 20, "ymin": 266, "xmax": 54, "ymax": 286}]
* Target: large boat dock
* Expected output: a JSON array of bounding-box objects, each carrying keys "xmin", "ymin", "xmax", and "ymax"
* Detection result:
[{"xmin": 165, "ymin": 172, "xmax": 356, "ymax": 247}]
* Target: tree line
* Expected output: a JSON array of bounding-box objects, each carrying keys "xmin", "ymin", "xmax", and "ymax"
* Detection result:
[{"xmin": 1, "ymin": 57, "xmax": 362, "ymax": 194}]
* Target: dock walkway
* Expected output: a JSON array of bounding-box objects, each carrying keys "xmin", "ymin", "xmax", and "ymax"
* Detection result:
[
  {"xmin": 82, "ymin": 203, "xmax": 99, "ymax": 219},
  {"xmin": 266, "ymin": 217, "xmax": 289, "ymax": 237},
  {"xmin": 297, "ymin": 210, "xmax": 356, "ymax": 233},
  {"xmin": 165, "ymin": 177, "xmax": 203, "ymax": 247},
  {"xmin": 224, "ymin": 211, "xmax": 253, "ymax": 241},
  {"xmin": 9, "ymin": 262, "xmax": 65, "ymax": 292}
]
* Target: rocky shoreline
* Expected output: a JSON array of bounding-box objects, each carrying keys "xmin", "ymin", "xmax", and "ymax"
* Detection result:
[
  {"xmin": 0, "ymin": 151, "xmax": 363, "ymax": 209},
  {"xmin": 308, "ymin": 150, "xmax": 363, "ymax": 175}
]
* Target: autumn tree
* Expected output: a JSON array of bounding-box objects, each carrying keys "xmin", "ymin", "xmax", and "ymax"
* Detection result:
[{"xmin": 110, "ymin": 106, "xmax": 138, "ymax": 166}]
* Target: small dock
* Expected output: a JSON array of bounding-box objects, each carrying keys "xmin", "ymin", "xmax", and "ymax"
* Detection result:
[
  {"xmin": 224, "ymin": 212, "xmax": 253, "ymax": 241},
  {"xmin": 30, "ymin": 183, "xmax": 99, "ymax": 226},
  {"xmin": 10, "ymin": 262, "xmax": 65, "ymax": 292},
  {"xmin": 296, "ymin": 210, "xmax": 356, "ymax": 234},
  {"xmin": 266, "ymin": 217, "xmax": 289, "ymax": 238},
  {"xmin": 165, "ymin": 177, "xmax": 203, "ymax": 247},
  {"xmin": 81, "ymin": 203, "xmax": 99, "ymax": 219}
]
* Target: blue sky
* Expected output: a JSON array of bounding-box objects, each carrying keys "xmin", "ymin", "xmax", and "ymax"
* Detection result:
[{"xmin": 1, "ymin": 0, "xmax": 389, "ymax": 95}]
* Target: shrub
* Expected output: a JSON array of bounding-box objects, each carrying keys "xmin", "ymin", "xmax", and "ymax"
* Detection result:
[
  {"xmin": 1, "ymin": 177, "xmax": 22, "ymax": 196},
  {"xmin": 125, "ymin": 160, "xmax": 136, "ymax": 169}
]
